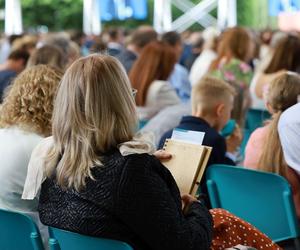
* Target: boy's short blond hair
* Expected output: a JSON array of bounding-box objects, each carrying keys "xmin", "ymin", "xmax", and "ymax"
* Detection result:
[{"xmin": 192, "ymin": 75, "xmax": 236, "ymax": 114}]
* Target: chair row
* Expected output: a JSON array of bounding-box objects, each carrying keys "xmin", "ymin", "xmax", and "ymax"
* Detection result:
[
  {"xmin": 0, "ymin": 209, "xmax": 133, "ymax": 250},
  {"xmin": 207, "ymin": 164, "xmax": 300, "ymax": 244}
]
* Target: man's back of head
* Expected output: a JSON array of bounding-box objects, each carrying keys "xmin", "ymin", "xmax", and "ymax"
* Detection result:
[
  {"xmin": 6, "ymin": 49, "xmax": 30, "ymax": 73},
  {"xmin": 161, "ymin": 31, "xmax": 181, "ymax": 47},
  {"xmin": 130, "ymin": 26, "xmax": 158, "ymax": 49}
]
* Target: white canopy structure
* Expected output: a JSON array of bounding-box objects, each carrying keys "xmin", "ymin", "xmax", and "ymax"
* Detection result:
[
  {"xmin": 4, "ymin": 0, "xmax": 237, "ymax": 35},
  {"xmin": 83, "ymin": 0, "xmax": 101, "ymax": 35},
  {"xmin": 5, "ymin": 0, "xmax": 23, "ymax": 35},
  {"xmin": 152, "ymin": 0, "xmax": 237, "ymax": 33}
]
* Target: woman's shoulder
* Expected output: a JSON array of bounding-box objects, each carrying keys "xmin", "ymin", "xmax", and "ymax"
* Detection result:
[
  {"xmin": 123, "ymin": 153, "xmax": 159, "ymax": 169},
  {"xmin": 122, "ymin": 153, "xmax": 172, "ymax": 178}
]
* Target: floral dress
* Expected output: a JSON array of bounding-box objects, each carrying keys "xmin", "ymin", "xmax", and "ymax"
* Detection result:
[{"xmin": 211, "ymin": 58, "xmax": 253, "ymax": 89}]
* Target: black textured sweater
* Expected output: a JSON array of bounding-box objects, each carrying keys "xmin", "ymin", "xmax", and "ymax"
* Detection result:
[{"xmin": 38, "ymin": 149, "xmax": 213, "ymax": 250}]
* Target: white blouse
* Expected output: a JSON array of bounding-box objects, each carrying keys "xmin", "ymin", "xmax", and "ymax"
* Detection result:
[
  {"xmin": 249, "ymin": 73, "xmax": 266, "ymax": 110},
  {"xmin": 0, "ymin": 127, "xmax": 43, "ymax": 212},
  {"xmin": 137, "ymin": 80, "xmax": 181, "ymax": 121}
]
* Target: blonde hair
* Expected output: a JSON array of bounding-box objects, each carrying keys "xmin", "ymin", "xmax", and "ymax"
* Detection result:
[
  {"xmin": 46, "ymin": 54, "xmax": 138, "ymax": 191},
  {"xmin": 257, "ymin": 72, "xmax": 300, "ymax": 176},
  {"xmin": 192, "ymin": 76, "xmax": 236, "ymax": 115},
  {"xmin": 0, "ymin": 65, "xmax": 62, "ymax": 136}
]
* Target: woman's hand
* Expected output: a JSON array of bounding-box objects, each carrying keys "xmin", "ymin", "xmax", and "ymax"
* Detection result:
[
  {"xmin": 181, "ymin": 194, "xmax": 198, "ymax": 214},
  {"xmin": 153, "ymin": 150, "xmax": 172, "ymax": 162}
]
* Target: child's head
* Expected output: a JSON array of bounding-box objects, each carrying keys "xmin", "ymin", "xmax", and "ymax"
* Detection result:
[
  {"xmin": 192, "ymin": 76, "xmax": 236, "ymax": 131},
  {"xmin": 258, "ymin": 72, "xmax": 300, "ymax": 176},
  {"xmin": 265, "ymin": 72, "xmax": 300, "ymax": 114}
]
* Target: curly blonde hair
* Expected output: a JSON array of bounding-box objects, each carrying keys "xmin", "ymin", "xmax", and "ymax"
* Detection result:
[{"xmin": 0, "ymin": 65, "xmax": 63, "ymax": 136}]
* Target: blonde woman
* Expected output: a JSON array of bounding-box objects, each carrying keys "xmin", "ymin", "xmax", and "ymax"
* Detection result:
[
  {"xmin": 244, "ymin": 72, "xmax": 300, "ymax": 218},
  {"xmin": 0, "ymin": 65, "xmax": 62, "ymax": 213},
  {"xmin": 25, "ymin": 54, "xmax": 212, "ymax": 250},
  {"xmin": 22, "ymin": 55, "xmax": 281, "ymax": 250}
]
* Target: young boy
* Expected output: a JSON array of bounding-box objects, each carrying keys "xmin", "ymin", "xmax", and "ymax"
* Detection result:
[{"xmin": 159, "ymin": 75, "xmax": 241, "ymax": 167}]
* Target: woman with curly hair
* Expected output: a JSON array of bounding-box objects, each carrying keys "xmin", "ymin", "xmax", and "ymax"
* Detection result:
[{"xmin": 0, "ymin": 64, "xmax": 62, "ymax": 213}]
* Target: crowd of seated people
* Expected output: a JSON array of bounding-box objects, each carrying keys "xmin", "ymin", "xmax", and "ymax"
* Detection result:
[{"xmin": 0, "ymin": 26, "xmax": 299, "ymax": 249}]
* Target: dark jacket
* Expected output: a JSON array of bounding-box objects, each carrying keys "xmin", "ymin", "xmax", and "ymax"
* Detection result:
[
  {"xmin": 159, "ymin": 116, "xmax": 235, "ymax": 167},
  {"xmin": 116, "ymin": 49, "xmax": 137, "ymax": 73},
  {"xmin": 0, "ymin": 69, "xmax": 16, "ymax": 102},
  {"xmin": 38, "ymin": 149, "xmax": 213, "ymax": 250}
]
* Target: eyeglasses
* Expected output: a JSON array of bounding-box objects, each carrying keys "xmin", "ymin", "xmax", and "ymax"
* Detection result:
[{"xmin": 132, "ymin": 88, "xmax": 137, "ymax": 98}]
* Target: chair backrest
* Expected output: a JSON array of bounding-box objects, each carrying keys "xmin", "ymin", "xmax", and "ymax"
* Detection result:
[
  {"xmin": 48, "ymin": 227, "xmax": 133, "ymax": 250},
  {"xmin": 206, "ymin": 164, "xmax": 300, "ymax": 242},
  {"xmin": 245, "ymin": 108, "xmax": 271, "ymax": 133},
  {"xmin": 0, "ymin": 209, "xmax": 44, "ymax": 250}
]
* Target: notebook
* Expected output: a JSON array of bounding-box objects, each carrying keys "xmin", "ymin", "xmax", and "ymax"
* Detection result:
[{"xmin": 162, "ymin": 138, "xmax": 212, "ymax": 196}]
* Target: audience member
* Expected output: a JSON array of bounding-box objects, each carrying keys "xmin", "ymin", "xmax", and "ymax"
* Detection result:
[
  {"xmin": 0, "ymin": 65, "xmax": 62, "ymax": 244},
  {"xmin": 0, "ymin": 49, "xmax": 30, "ymax": 102},
  {"xmin": 189, "ymin": 27, "xmax": 219, "ymax": 86},
  {"xmin": 209, "ymin": 27, "xmax": 254, "ymax": 90},
  {"xmin": 244, "ymin": 72, "xmax": 300, "ymax": 218},
  {"xmin": 0, "ymin": 65, "xmax": 62, "ymax": 212},
  {"xmin": 27, "ymin": 45, "xmax": 67, "ymax": 69},
  {"xmin": 161, "ymin": 31, "xmax": 191, "ymax": 102},
  {"xmin": 159, "ymin": 76, "xmax": 241, "ymax": 167},
  {"xmin": 11, "ymin": 35, "xmax": 38, "ymax": 55},
  {"xmin": 89, "ymin": 37, "xmax": 107, "ymax": 54},
  {"xmin": 129, "ymin": 41, "xmax": 180, "ymax": 120},
  {"xmin": 107, "ymin": 28, "xmax": 124, "ymax": 56},
  {"xmin": 24, "ymin": 54, "xmax": 213, "ymax": 250},
  {"xmin": 116, "ymin": 26, "xmax": 157, "ymax": 73},
  {"xmin": 255, "ymin": 31, "xmax": 286, "ymax": 73},
  {"xmin": 182, "ymin": 32, "xmax": 204, "ymax": 71},
  {"xmin": 250, "ymin": 34, "xmax": 300, "ymax": 110},
  {"xmin": 42, "ymin": 32, "xmax": 78, "ymax": 66},
  {"xmin": 0, "ymin": 34, "xmax": 23, "ymax": 63},
  {"xmin": 278, "ymin": 103, "xmax": 300, "ymax": 174}
]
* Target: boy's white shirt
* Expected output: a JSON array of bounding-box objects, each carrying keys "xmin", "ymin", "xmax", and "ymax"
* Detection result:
[{"xmin": 22, "ymin": 132, "xmax": 156, "ymax": 200}]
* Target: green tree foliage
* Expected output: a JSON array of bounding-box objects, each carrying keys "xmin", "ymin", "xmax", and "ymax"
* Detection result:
[
  {"xmin": 22, "ymin": 0, "xmax": 83, "ymax": 31},
  {"xmin": 0, "ymin": 0, "xmax": 82, "ymax": 32},
  {"xmin": 237, "ymin": 0, "xmax": 276, "ymax": 29}
]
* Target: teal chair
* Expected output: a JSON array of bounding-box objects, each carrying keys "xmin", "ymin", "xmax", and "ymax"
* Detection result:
[
  {"xmin": 206, "ymin": 164, "xmax": 300, "ymax": 243},
  {"xmin": 245, "ymin": 108, "xmax": 271, "ymax": 133},
  {"xmin": 48, "ymin": 227, "xmax": 133, "ymax": 250},
  {"xmin": 0, "ymin": 209, "xmax": 44, "ymax": 250},
  {"xmin": 138, "ymin": 119, "xmax": 148, "ymax": 130}
]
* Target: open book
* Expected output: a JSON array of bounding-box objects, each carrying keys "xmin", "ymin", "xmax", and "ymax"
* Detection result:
[{"xmin": 162, "ymin": 138, "xmax": 212, "ymax": 196}]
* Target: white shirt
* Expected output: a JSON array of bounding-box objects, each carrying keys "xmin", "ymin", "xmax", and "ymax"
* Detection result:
[
  {"xmin": 141, "ymin": 102, "xmax": 191, "ymax": 147},
  {"xmin": 0, "ymin": 127, "xmax": 43, "ymax": 212},
  {"xmin": 189, "ymin": 49, "xmax": 217, "ymax": 86},
  {"xmin": 278, "ymin": 103, "xmax": 300, "ymax": 174}
]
